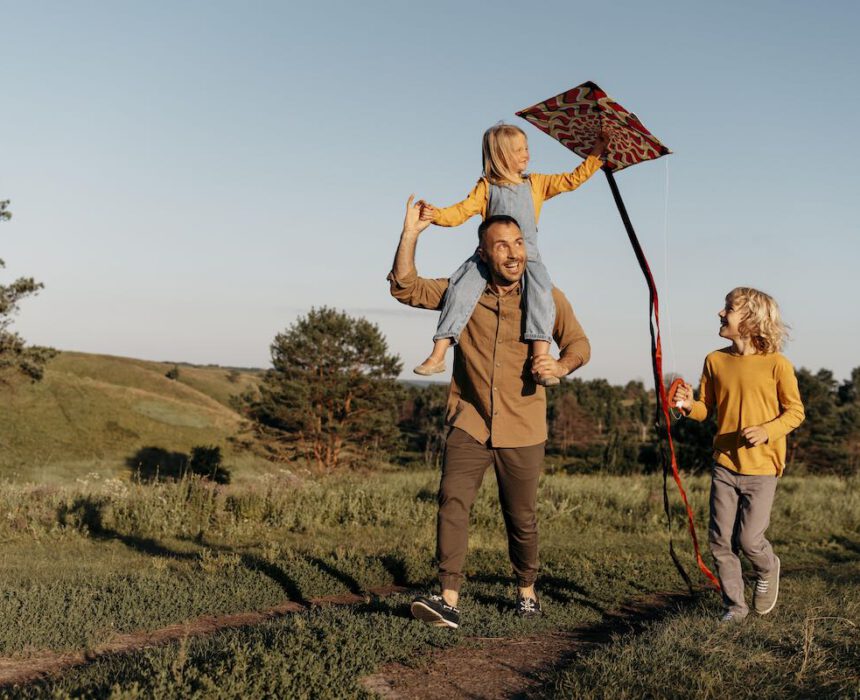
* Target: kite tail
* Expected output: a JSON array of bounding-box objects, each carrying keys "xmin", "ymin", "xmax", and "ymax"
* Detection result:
[{"xmin": 603, "ymin": 168, "xmax": 720, "ymax": 593}]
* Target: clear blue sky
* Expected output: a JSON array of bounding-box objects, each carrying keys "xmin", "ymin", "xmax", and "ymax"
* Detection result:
[{"xmin": 3, "ymin": 0, "xmax": 858, "ymax": 385}]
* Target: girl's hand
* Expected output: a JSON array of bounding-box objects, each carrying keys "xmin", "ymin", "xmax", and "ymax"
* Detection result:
[
  {"xmin": 590, "ymin": 130, "xmax": 610, "ymax": 159},
  {"xmin": 741, "ymin": 425, "xmax": 769, "ymax": 446},
  {"xmin": 417, "ymin": 201, "xmax": 437, "ymax": 222}
]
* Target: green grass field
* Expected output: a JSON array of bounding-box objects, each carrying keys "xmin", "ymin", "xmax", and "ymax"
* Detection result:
[
  {"xmin": 0, "ymin": 468, "xmax": 856, "ymax": 698},
  {"xmin": 0, "ymin": 352, "xmax": 267, "ymax": 483}
]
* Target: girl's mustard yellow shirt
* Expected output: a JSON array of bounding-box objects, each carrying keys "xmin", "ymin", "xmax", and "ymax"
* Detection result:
[{"xmin": 431, "ymin": 156, "xmax": 603, "ymax": 227}]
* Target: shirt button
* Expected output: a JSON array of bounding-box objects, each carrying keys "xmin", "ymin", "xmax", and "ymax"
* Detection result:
[
  {"xmin": 496, "ymin": 362, "xmax": 501, "ymax": 367},
  {"xmin": 493, "ymin": 386, "xmax": 497, "ymax": 391}
]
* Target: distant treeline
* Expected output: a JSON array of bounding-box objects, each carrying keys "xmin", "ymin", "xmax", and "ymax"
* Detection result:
[
  {"xmin": 240, "ymin": 308, "xmax": 858, "ymax": 475},
  {"xmin": 399, "ymin": 367, "xmax": 860, "ymax": 476}
]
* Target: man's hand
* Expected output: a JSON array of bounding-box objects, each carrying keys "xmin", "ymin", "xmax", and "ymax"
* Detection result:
[
  {"xmin": 532, "ymin": 353, "xmax": 566, "ymax": 381},
  {"xmin": 392, "ymin": 195, "xmax": 432, "ymax": 281},
  {"xmin": 404, "ymin": 195, "xmax": 432, "ymax": 237},
  {"xmin": 742, "ymin": 425, "xmax": 769, "ymax": 447}
]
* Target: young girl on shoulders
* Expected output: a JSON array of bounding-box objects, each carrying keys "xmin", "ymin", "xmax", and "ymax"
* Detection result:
[
  {"xmin": 676, "ymin": 287, "xmax": 805, "ymax": 622},
  {"xmin": 414, "ymin": 123, "xmax": 606, "ymax": 385}
]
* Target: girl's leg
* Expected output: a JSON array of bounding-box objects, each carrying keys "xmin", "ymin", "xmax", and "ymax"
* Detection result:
[
  {"xmin": 413, "ymin": 253, "xmax": 488, "ymax": 375},
  {"xmin": 530, "ymin": 339, "xmax": 558, "ymax": 386},
  {"xmin": 414, "ymin": 338, "xmax": 452, "ymax": 375},
  {"xmin": 522, "ymin": 261, "xmax": 558, "ymax": 386},
  {"xmin": 709, "ymin": 465, "xmax": 748, "ymax": 618}
]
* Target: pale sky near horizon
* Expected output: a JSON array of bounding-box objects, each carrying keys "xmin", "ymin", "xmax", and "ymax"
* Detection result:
[{"xmin": 3, "ymin": 1, "xmax": 859, "ymax": 386}]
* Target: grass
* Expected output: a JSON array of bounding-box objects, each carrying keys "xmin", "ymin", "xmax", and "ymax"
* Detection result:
[
  {"xmin": 0, "ymin": 469, "xmax": 857, "ymax": 697},
  {"xmin": 542, "ymin": 564, "xmax": 860, "ymax": 699},
  {"xmin": 0, "ymin": 351, "xmax": 265, "ymax": 482}
]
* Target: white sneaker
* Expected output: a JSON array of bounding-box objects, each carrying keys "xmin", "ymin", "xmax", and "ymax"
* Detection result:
[
  {"xmin": 753, "ymin": 556, "xmax": 780, "ymax": 615},
  {"xmin": 720, "ymin": 609, "xmax": 747, "ymax": 624}
]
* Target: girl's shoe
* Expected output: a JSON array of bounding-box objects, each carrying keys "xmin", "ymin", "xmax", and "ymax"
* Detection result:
[
  {"xmin": 413, "ymin": 360, "xmax": 446, "ymax": 376},
  {"xmin": 535, "ymin": 374, "xmax": 560, "ymax": 387}
]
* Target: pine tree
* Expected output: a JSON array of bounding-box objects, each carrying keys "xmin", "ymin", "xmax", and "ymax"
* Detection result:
[
  {"xmin": 0, "ymin": 200, "xmax": 56, "ymax": 382},
  {"xmin": 244, "ymin": 307, "xmax": 403, "ymax": 471}
]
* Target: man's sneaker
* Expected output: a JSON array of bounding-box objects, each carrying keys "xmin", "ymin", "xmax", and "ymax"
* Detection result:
[
  {"xmin": 410, "ymin": 594, "xmax": 460, "ymax": 629},
  {"xmin": 719, "ymin": 609, "xmax": 748, "ymax": 624},
  {"xmin": 515, "ymin": 593, "xmax": 542, "ymax": 618},
  {"xmin": 753, "ymin": 556, "xmax": 781, "ymax": 615}
]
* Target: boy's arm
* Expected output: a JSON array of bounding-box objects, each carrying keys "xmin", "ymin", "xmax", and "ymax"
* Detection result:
[
  {"xmin": 686, "ymin": 360, "xmax": 714, "ymax": 422},
  {"xmin": 389, "ymin": 195, "xmax": 449, "ymax": 310},
  {"xmin": 761, "ymin": 359, "xmax": 806, "ymax": 442},
  {"xmin": 431, "ymin": 179, "xmax": 488, "ymax": 227}
]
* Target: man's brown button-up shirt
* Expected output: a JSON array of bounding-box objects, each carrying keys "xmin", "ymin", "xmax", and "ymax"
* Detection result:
[{"xmin": 388, "ymin": 269, "xmax": 590, "ymax": 448}]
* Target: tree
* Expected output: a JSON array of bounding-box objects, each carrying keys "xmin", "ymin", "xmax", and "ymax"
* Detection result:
[
  {"xmin": 1, "ymin": 200, "xmax": 56, "ymax": 382},
  {"xmin": 399, "ymin": 382, "xmax": 448, "ymax": 467},
  {"xmin": 244, "ymin": 307, "xmax": 403, "ymax": 471},
  {"xmin": 792, "ymin": 368, "xmax": 853, "ymax": 474}
]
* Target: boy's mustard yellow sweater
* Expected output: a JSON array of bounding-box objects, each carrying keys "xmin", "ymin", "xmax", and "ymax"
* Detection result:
[
  {"xmin": 687, "ymin": 348, "xmax": 805, "ymax": 476},
  {"xmin": 432, "ymin": 156, "xmax": 603, "ymax": 226}
]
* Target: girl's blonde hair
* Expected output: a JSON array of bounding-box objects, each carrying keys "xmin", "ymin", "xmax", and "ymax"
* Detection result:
[
  {"xmin": 727, "ymin": 287, "xmax": 789, "ymax": 353},
  {"xmin": 482, "ymin": 123, "xmax": 528, "ymax": 185}
]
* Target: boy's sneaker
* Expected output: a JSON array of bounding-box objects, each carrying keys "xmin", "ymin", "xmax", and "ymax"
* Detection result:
[
  {"xmin": 753, "ymin": 556, "xmax": 780, "ymax": 615},
  {"xmin": 410, "ymin": 594, "xmax": 460, "ymax": 629},
  {"xmin": 719, "ymin": 609, "xmax": 748, "ymax": 624},
  {"xmin": 515, "ymin": 593, "xmax": 542, "ymax": 618}
]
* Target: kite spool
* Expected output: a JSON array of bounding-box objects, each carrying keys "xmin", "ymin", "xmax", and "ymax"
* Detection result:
[{"xmin": 667, "ymin": 377, "xmax": 685, "ymax": 410}]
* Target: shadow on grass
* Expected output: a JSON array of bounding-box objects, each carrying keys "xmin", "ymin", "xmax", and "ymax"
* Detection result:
[
  {"xmin": 380, "ymin": 553, "xmax": 415, "ymax": 588},
  {"xmin": 56, "ymin": 497, "xmax": 307, "ymax": 603},
  {"xmin": 57, "ymin": 497, "xmax": 199, "ymax": 561},
  {"xmin": 126, "ymin": 446, "xmax": 231, "ymax": 484},
  {"xmin": 466, "ymin": 573, "xmax": 606, "ymax": 616},
  {"xmin": 55, "ymin": 497, "xmax": 416, "ymax": 609},
  {"xmin": 831, "ymin": 535, "xmax": 860, "ymax": 558}
]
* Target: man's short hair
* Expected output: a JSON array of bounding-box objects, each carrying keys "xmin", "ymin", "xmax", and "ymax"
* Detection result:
[{"xmin": 478, "ymin": 215, "xmax": 520, "ymax": 245}]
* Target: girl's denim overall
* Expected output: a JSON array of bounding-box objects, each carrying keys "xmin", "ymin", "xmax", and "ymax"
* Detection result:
[{"xmin": 433, "ymin": 179, "xmax": 555, "ymax": 344}]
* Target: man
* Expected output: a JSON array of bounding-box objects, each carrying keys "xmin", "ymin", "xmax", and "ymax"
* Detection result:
[{"xmin": 388, "ymin": 196, "xmax": 591, "ymax": 629}]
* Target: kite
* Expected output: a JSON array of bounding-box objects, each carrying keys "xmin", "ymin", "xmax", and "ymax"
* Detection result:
[{"xmin": 517, "ymin": 81, "xmax": 720, "ymax": 592}]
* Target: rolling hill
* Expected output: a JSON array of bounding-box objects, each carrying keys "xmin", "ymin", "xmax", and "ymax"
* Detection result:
[{"xmin": 0, "ymin": 351, "xmax": 266, "ymax": 483}]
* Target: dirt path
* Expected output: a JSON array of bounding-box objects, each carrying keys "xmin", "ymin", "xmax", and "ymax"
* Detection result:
[
  {"xmin": 0, "ymin": 586, "xmax": 407, "ymax": 689},
  {"xmin": 361, "ymin": 592, "xmax": 693, "ymax": 700},
  {"xmin": 0, "ymin": 588, "xmax": 693, "ymax": 696}
]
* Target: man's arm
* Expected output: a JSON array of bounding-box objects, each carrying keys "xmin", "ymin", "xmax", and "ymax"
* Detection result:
[
  {"xmin": 532, "ymin": 287, "xmax": 591, "ymax": 379},
  {"xmin": 388, "ymin": 195, "xmax": 449, "ymax": 310},
  {"xmin": 391, "ymin": 195, "xmax": 428, "ymax": 280}
]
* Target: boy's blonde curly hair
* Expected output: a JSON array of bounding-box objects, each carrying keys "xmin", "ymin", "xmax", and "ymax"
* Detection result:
[{"xmin": 727, "ymin": 287, "xmax": 789, "ymax": 353}]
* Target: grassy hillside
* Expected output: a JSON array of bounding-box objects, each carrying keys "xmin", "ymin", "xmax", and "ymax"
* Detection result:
[{"xmin": 0, "ymin": 351, "xmax": 265, "ymax": 483}]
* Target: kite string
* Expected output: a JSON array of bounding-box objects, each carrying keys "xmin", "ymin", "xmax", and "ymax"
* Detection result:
[{"xmin": 662, "ymin": 157, "xmax": 677, "ymax": 380}]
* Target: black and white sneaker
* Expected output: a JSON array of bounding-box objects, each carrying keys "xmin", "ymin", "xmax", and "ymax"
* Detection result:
[
  {"xmin": 515, "ymin": 593, "xmax": 542, "ymax": 618},
  {"xmin": 410, "ymin": 594, "xmax": 460, "ymax": 629}
]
